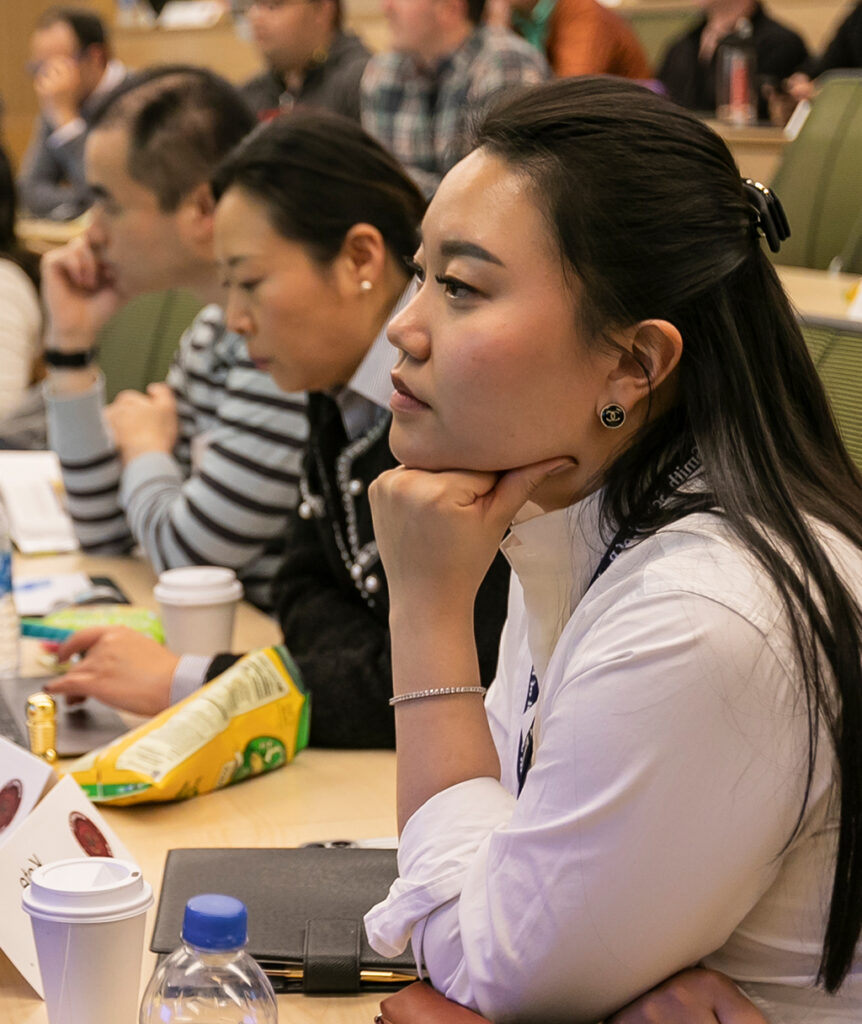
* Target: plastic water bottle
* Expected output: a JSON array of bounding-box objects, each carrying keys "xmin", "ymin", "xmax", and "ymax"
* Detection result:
[
  {"xmin": 139, "ymin": 894, "xmax": 278, "ymax": 1024},
  {"xmin": 0, "ymin": 503, "xmax": 20, "ymax": 679}
]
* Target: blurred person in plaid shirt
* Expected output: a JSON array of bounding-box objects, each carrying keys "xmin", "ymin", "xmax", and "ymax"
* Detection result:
[{"xmin": 360, "ymin": 0, "xmax": 548, "ymax": 196}]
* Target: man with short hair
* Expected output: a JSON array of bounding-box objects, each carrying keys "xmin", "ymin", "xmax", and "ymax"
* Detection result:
[
  {"xmin": 360, "ymin": 0, "xmax": 548, "ymax": 196},
  {"xmin": 18, "ymin": 7, "xmax": 127, "ymax": 220},
  {"xmin": 241, "ymin": 0, "xmax": 371, "ymax": 121},
  {"xmin": 42, "ymin": 67, "xmax": 307, "ymax": 612}
]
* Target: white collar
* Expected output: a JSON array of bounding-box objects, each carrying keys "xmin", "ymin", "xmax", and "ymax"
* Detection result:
[
  {"xmin": 501, "ymin": 489, "xmax": 607, "ymax": 678},
  {"xmin": 92, "ymin": 60, "xmax": 127, "ymax": 101}
]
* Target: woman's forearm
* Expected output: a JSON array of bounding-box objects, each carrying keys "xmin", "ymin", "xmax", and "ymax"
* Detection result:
[{"xmin": 389, "ymin": 604, "xmax": 500, "ymax": 830}]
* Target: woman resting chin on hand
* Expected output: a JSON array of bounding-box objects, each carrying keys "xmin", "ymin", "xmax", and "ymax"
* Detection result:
[{"xmin": 365, "ymin": 77, "xmax": 862, "ymax": 1023}]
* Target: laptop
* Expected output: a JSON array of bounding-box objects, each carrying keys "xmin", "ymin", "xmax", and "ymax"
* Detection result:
[{"xmin": 0, "ymin": 675, "xmax": 128, "ymax": 757}]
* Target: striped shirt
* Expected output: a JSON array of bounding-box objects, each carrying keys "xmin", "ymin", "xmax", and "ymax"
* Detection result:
[
  {"xmin": 360, "ymin": 27, "xmax": 549, "ymax": 197},
  {"xmin": 46, "ymin": 305, "xmax": 308, "ymax": 611}
]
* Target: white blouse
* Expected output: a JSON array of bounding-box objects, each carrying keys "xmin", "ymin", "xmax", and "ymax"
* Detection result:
[
  {"xmin": 365, "ymin": 494, "xmax": 862, "ymax": 1023},
  {"xmin": 0, "ymin": 259, "xmax": 41, "ymax": 420}
]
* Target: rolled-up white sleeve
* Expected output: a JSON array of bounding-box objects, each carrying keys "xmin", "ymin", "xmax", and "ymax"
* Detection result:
[{"xmin": 365, "ymin": 777, "xmax": 515, "ymax": 959}]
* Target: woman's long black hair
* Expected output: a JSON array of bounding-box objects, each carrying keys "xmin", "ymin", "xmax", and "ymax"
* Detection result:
[
  {"xmin": 0, "ymin": 143, "xmax": 39, "ymax": 287},
  {"xmin": 211, "ymin": 109, "xmax": 426, "ymax": 267},
  {"xmin": 476, "ymin": 77, "xmax": 862, "ymax": 991}
]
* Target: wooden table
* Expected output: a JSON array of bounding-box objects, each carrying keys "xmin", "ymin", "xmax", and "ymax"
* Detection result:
[
  {"xmin": 2, "ymin": 552, "xmax": 397, "ymax": 1023},
  {"xmin": 776, "ymin": 264, "xmax": 862, "ymax": 321}
]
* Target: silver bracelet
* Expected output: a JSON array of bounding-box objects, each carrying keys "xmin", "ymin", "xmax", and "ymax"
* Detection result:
[{"xmin": 389, "ymin": 686, "xmax": 486, "ymax": 707}]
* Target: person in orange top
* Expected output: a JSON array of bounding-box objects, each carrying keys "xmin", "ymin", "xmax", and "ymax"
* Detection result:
[{"xmin": 488, "ymin": 0, "xmax": 652, "ymax": 78}]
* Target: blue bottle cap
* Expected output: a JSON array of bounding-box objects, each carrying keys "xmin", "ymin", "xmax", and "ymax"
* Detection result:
[{"xmin": 182, "ymin": 894, "xmax": 248, "ymax": 951}]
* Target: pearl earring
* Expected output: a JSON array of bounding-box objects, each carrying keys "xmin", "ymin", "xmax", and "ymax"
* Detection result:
[{"xmin": 360, "ymin": 280, "xmax": 373, "ymax": 292}]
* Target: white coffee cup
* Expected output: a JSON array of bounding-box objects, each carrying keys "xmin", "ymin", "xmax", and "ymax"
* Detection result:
[
  {"xmin": 22, "ymin": 857, "xmax": 153, "ymax": 1024},
  {"xmin": 154, "ymin": 565, "xmax": 244, "ymax": 655}
]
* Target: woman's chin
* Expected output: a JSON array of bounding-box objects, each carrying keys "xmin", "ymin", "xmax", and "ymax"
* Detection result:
[{"xmin": 388, "ymin": 422, "xmax": 509, "ymax": 473}]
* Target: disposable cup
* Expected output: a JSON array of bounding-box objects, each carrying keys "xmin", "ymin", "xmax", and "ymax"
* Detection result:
[
  {"xmin": 154, "ymin": 565, "xmax": 243, "ymax": 655},
  {"xmin": 22, "ymin": 857, "xmax": 153, "ymax": 1024}
]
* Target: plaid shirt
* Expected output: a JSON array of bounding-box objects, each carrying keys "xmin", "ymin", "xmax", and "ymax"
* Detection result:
[{"xmin": 361, "ymin": 28, "xmax": 549, "ymax": 196}]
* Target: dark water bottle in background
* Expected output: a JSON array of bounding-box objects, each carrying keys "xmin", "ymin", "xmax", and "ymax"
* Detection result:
[{"xmin": 716, "ymin": 18, "xmax": 757, "ymax": 125}]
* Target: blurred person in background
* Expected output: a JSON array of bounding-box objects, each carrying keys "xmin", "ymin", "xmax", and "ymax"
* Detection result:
[
  {"xmin": 41, "ymin": 67, "xmax": 306, "ymax": 612},
  {"xmin": 486, "ymin": 0, "xmax": 651, "ymax": 79},
  {"xmin": 361, "ymin": 0, "xmax": 548, "ymax": 196},
  {"xmin": 18, "ymin": 7, "xmax": 128, "ymax": 221},
  {"xmin": 240, "ymin": 0, "xmax": 371, "ymax": 122},
  {"xmin": 783, "ymin": 1, "xmax": 862, "ymax": 105},
  {"xmin": 658, "ymin": 0, "xmax": 807, "ymax": 119}
]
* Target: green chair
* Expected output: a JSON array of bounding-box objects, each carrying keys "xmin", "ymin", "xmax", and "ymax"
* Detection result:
[
  {"xmin": 799, "ymin": 314, "xmax": 862, "ymax": 471},
  {"xmin": 96, "ymin": 289, "xmax": 202, "ymax": 402},
  {"xmin": 770, "ymin": 72, "xmax": 862, "ymax": 274},
  {"xmin": 621, "ymin": 6, "xmax": 699, "ymax": 73}
]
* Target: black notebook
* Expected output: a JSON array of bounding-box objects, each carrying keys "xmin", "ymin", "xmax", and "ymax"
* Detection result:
[{"xmin": 151, "ymin": 847, "xmax": 417, "ymax": 993}]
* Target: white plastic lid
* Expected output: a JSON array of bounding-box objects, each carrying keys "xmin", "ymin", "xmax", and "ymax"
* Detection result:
[
  {"xmin": 154, "ymin": 566, "xmax": 244, "ymax": 607},
  {"xmin": 22, "ymin": 858, "xmax": 153, "ymax": 924}
]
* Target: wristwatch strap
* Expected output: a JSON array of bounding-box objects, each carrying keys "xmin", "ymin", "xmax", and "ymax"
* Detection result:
[{"xmin": 43, "ymin": 347, "xmax": 99, "ymax": 368}]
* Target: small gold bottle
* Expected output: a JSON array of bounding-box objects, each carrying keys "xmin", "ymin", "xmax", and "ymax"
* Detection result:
[{"xmin": 26, "ymin": 692, "xmax": 58, "ymax": 764}]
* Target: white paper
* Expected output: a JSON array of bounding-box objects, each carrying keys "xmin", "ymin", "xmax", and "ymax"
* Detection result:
[
  {"xmin": 158, "ymin": 0, "xmax": 226, "ymax": 28},
  {"xmin": 0, "ymin": 775, "xmax": 134, "ymax": 996},
  {"xmin": 0, "ymin": 738, "xmax": 57, "ymax": 844},
  {"xmin": 0, "ymin": 452, "xmax": 78, "ymax": 555},
  {"xmin": 13, "ymin": 572, "xmax": 91, "ymax": 618}
]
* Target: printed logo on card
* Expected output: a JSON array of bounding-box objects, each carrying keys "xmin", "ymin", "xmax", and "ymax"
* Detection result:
[
  {"xmin": 0, "ymin": 780, "xmax": 23, "ymax": 833},
  {"xmin": 69, "ymin": 812, "xmax": 113, "ymax": 857}
]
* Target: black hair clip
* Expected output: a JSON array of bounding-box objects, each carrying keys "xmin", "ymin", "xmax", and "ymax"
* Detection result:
[{"xmin": 742, "ymin": 178, "xmax": 790, "ymax": 253}]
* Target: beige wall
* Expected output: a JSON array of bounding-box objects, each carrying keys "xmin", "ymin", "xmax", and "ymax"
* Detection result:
[{"xmin": 1, "ymin": 0, "xmax": 113, "ymax": 167}]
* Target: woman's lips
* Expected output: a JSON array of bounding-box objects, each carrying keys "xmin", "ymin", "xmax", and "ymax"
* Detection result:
[
  {"xmin": 248, "ymin": 351, "xmax": 273, "ymax": 371},
  {"xmin": 390, "ymin": 374, "xmax": 430, "ymax": 412}
]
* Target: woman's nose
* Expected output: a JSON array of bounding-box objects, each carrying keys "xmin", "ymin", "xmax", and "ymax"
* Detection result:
[
  {"xmin": 387, "ymin": 293, "xmax": 430, "ymax": 362},
  {"xmin": 224, "ymin": 292, "xmax": 253, "ymax": 337}
]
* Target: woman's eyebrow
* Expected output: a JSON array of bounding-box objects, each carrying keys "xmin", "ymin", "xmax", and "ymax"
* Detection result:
[{"xmin": 439, "ymin": 239, "xmax": 505, "ymax": 267}]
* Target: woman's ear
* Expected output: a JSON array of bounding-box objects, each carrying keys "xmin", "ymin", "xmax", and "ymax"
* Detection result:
[
  {"xmin": 336, "ymin": 223, "xmax": 388, "ymax": 297},
  {"xmin": 178, "ymin": 182, "xmax": 217, "ymax": 248},
  {"xmin": 602, "ymin": 319, "xmax": 683, "ymax": 412}
]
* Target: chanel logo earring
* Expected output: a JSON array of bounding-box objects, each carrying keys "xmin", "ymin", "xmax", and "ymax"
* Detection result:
[
  {"xmin": 599, "ymin": 403, "xmax": 626, "ymax": 429},
  {"xmin": 360, "ymin": 280, "xmax": 373, "ymax": 292}
]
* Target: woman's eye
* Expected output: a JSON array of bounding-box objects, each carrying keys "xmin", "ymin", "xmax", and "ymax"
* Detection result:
[
  {"xmin": 435, "ymin": 275, "xmax": 476, "ymax": 300},
  {"xmin": 239, "ymin": 279, "xmax": 262, "ymax": 294},
  {"xmin": 404, "ymin": 257, "xmax": 425, "ymax": 283}
]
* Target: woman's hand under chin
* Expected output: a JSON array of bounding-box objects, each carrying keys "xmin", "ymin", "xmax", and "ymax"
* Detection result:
[{"xmin": 369, "ymin": 458, "xmax": 576, "ymax": 616}]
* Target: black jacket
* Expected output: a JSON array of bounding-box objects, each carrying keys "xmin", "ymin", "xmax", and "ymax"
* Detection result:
[
  {"xmin": 241, "ymin": 30, "xmax": 371, "ymax": 123},
  {"xmin": 658, "ymin": 2, "xmax": 808, "ymax": 117},
  {"xmin": 210, "ymin": 393, "xmax": 511, "ymax": 749}
]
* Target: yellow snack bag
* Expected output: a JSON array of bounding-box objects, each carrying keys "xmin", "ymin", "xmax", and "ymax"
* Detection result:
[{"xmin": 69, "ymin": 646, "xmax": 310, "ymax": 805}]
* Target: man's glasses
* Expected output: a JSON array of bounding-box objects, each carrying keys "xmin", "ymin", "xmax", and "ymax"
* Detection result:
[{"xmin": 25, "ymin": 53, "xmax": 83, "ymax": 78}]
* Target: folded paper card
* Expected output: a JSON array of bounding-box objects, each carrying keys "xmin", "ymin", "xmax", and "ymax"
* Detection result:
[{"xmin": 0, "ymin": 774, "xmax": 134, "ymax": 996}]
